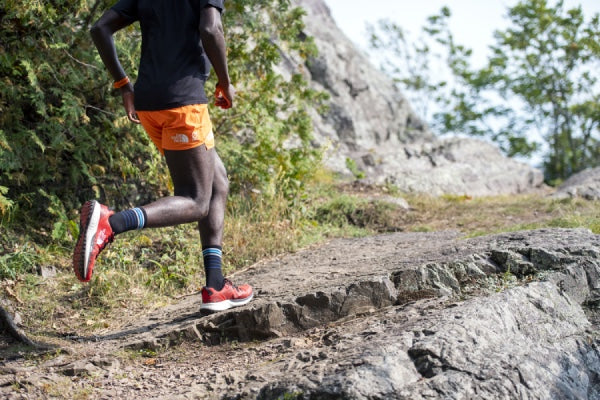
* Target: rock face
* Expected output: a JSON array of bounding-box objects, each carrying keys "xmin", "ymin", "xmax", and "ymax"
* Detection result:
[
  {"xmin": 289, "ymin": 0, "xmax": 545, "ymax": 196},
  {"xmin": 553, "ymin": 166, "xmax": 600, "ymax": 200},
  {"xmin": 290, "ymin": 0, "xmax": 432, "ymax": 154}
]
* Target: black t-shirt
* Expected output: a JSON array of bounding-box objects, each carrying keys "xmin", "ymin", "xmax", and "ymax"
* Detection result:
[{"xmin": 111, "ymin": 0, "xmax": 225, "ymax": 111}]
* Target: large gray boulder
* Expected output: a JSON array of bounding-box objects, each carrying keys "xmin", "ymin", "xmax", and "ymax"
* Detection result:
[
  {"xmin": 288, "ymin": 0, "xmax": 544, "ymax": 196},
  {"xmin": 359, "ymin": 137, "xmax": 545, "ymax": 196}
]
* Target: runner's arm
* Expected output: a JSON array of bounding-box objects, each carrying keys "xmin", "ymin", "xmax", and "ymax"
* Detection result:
[
  {"xmin": 199, "ymin": 6, "xmax": 234, "ymax": 109},
  {"xmin": 90, "ymin": 10, "xmax": 133, "ymax": 89},
  {"xmin": 90, "ymin": 10, "xmax": 139, "ymax": 122}
]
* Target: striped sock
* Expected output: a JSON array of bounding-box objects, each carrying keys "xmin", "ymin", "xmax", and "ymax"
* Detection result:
[
  {"xmin": 108, "ymin": 207, "xmax": 147, "ymax": 235},
  {"xmin": 203, "ymin": 246, "xmax": 224, "ymax": 290}
]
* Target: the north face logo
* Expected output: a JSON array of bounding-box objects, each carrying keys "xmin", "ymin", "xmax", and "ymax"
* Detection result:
[{"xmin": 171, "ymin": 134, "xmax": 189, "ymax": 144}]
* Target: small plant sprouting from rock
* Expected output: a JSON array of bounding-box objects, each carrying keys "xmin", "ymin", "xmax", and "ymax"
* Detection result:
[
  {"xmin": 345, "ymin": 157, "xmax": 366, "ymax": 180},
  {"xmin": 279, "ymin": 392, "xmax": 303, "ymax": 400}
]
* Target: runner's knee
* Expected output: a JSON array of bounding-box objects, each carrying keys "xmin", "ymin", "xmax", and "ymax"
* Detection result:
[
  {"xmin": 194, "ymin": 199, "xmax": 211, "ymax": 219},
  {"xmin": 173, "ymin": 186, "xmax": 211, "ymax": 219}
]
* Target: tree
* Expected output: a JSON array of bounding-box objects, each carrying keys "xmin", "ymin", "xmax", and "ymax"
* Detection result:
[
  {"xmin": 369, "ymin": 0, "xmax": 600, "ymax": 183},
  {"xmin": 491, "ymin": 0, "xmax": 600, "ymax": 181}
]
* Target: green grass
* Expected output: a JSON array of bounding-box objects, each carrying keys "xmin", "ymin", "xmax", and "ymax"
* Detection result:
[{"xmin": 401, "ymin": 192, "xmax": 600, "ymax": 236}]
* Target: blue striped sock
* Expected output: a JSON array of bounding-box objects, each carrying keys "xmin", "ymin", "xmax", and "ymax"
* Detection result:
[
  {"xmin": 108, "ymin": 207, "xmax": 147, "ymax": 234},
  {"xmin": 203, "ymin": 246, "xmax": 224, "ymax": 290}
]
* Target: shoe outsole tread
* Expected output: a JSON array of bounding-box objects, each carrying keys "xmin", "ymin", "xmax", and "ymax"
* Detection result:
[
  {"xmin": 73, "ymin": 201, "xmax": 96, "ymax": 282},
  {"xmin": 73, "ymin": 200, "xmax": 112, "ymax": 283}
]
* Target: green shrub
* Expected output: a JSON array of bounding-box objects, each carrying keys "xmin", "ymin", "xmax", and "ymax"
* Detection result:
[
  {"xmin": 0, "ymin": 0, "xmax": 165, "ymax": 233},
  {"xmin": 0, "ymin": 242, "xmax": 40, "ymax": 280},
  {"xmin": 0, "ymin": 0, "xmax": 324, "ymax": 239}
]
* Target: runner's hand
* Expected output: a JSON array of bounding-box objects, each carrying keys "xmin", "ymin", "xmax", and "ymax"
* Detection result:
[
  {"xmin": 121, "ymin": 90, "xmax": 140, "ymax": 124},
  {"xmin": 215, "ymin": 83, "xmax": 235, "ymax": 109}
]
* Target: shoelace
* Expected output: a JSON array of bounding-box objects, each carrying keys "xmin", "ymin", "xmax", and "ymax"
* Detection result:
[
  {"xmin": 223, "ymin": 279, "xmax": 246, "ymax": 293},
  {"xmin": 222, "ymin": 278, "xmax": 235, "ymax": 289}
]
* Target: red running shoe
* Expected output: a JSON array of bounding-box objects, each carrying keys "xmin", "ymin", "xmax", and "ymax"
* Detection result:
[
  {"xmin": 201, "ymin": 279, "xmax": 254, "ymax": 312},
  {"xmin": 73, "ymin": 200, "xmax": 114, "ymax": 282}
]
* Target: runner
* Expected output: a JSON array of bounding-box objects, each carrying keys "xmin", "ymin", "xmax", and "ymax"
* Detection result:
[{"xmin": 74, "ymin": 0, "xmax": 253, "ymax": 312}]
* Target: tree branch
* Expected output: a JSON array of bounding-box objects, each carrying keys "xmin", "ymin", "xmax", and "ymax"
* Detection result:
[{"xmin": 0, "ymin": 305, "xmax": 37, "ymax": 347}]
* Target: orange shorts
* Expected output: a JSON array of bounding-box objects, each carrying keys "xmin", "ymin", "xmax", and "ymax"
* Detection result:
[{"xmin": 137, "ymin": 104, "xmax": 215, "ymax": 154}]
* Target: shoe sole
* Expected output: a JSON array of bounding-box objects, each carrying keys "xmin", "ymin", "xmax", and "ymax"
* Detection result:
[
  {"xmin": 200, "ymin": 292, "xmax": 254, "ymax": 312},
  {"xmin": 73, "ymin": 200, "xmax": 101, "ymax": 282}
]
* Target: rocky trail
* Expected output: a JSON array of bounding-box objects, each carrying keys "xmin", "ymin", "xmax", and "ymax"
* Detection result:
[
  {"xmin": 1, "ymin": 228, "xmax": 599, "ymax": 399},
  {"xmin": 2, "ymin": 0, "xmax": 599, "ymax": 396}
]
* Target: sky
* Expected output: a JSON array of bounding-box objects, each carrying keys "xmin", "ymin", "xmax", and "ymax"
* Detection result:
[{"xmin": 324, "ymin": 0, "xmax": 600, "ymax": 67}]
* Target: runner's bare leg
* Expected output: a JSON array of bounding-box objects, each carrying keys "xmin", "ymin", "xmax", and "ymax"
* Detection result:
[{"xmin": 141, "ymin": 146, "xmax": 223, "ymax": 240}]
